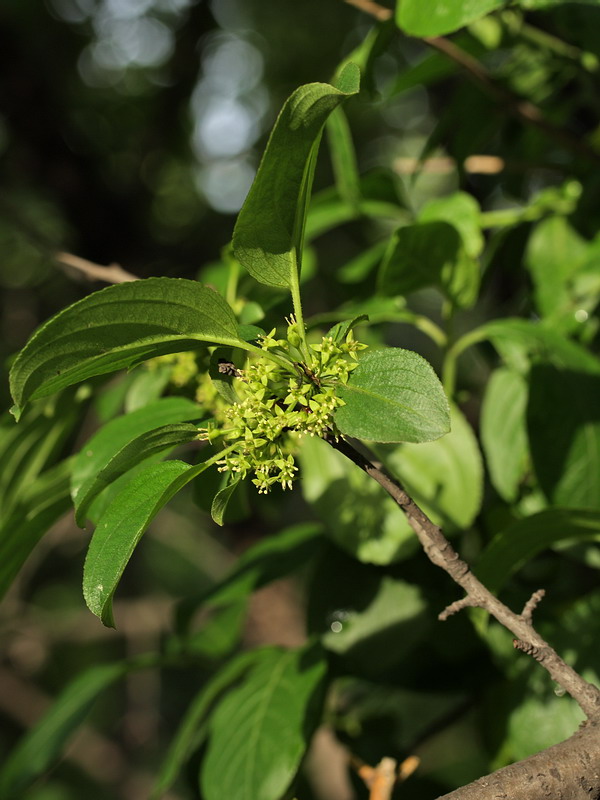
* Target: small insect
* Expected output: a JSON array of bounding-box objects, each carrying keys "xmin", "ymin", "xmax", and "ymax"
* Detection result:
[{"xmin": 217, "ymin": 359, "xmax": 242, "ymax": 378}]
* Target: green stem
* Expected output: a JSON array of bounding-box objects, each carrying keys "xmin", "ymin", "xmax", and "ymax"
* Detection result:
[
  {"xmin": 306, "ymin": 310, "xmax": 447, "ymax": 348},
  {"xmin": 225, "ymin": 257, "xmax": 240, "ymax": 308},
  {"xmin": 290, "ymin": 258, "xmax": 312, "ymax": 364},
  {"xmin": 443, "ymin": 326, "xmax": 489, "ymax": 396}
]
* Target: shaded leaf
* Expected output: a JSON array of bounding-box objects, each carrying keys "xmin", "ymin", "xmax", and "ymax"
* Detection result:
[
  {"xmin": 151, "ymin": 651, "xmax": 260, "ymax": 799},
  {"xmin": 480, "ymin": 368, "xmax": 529, "ymax": 502},
  {"xmin": 378, "ymin": 221, "xmax": 462, "ymax": 297},
  {"xmin": 201, "ymin": 644, "xmax": 327, "ymax": 800},
  {"xmin": 386, "ymin": 404, "xmax": 483, "ymax": 531},
  {"xmin": 0, "ymin": 662, "xmax": 129, "ymax": 799},
  {"xmin": 299, "ymin": 436, "xmax": 415, "ymax": 565},
  {"xmin": 528, "ymin": 364, "xmax": 600, "ymax": 509},
  {"xmin": 475, "ymin": 509, "xmax": 600, "ymax": 594},
  {"xmin": 326, "ymin": 106, "xmax": 360, "ymax": 209},
  {"xmin": 335, "ymin": 347, "xmax": 450, "ymax": 443},
  {"xmin": 10, "ymin": 278, "xmax": 250, "ymax": 417},
  {"xmin": 232, "ymin": 64, "xmax": 360, "ymax": 289},
  {"xmin": 325, "ymin": 314, "xmax": 369, "ymax": 344},
  {"xmin": 0, "ymin": 459, "xmax": 74, "ymax": 601}
]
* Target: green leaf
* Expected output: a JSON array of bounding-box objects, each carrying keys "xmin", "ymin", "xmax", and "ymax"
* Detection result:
[
  {"xmin": 527, "ymin": 364, "xmax": 600, "ymax": 509},
  {"xmin": 201, "ymin": 644, "xmax": 327, "ymax": 800},
  {"xmin": 475, "ymin": 509, "xmax": 600, "ymax": 594},
  {"xmin": 325, "ymin": 314, "xmax": 369, "ymax": 344},
  {"xmin": 232, "ymin": 64, "xmax": 360, "ymax": 289},
  {"xmin": 0, "ymin": 662, "xmax": 129, "ymax": 799},
  {"xmin": 335, "ymin": 347, "xmax": 450, "ymax": 443},
  {"xmin": 385, "ymin": 404, "xmax": 483, "ymax": 531},
  {"xmin": 321, "ymin": 577, "xmax": 428, "ymax": 672},
  {"xmin": 299, "ymin": 436, "xmax": 415, "ymax": 565},
  {"xmin": 83, "ymin": 449, "xmax": 228, "ymax": 626},
  {"xmin": 326, "ymin": 106, "xmax": 361, "ymax": 209},
  {"xmin": 396, "ymin": 0, "xmax": 506, "ymax": 37},
  {"xmin": 208, "ymin": 347, "xmax": 242, "ymax": 405},
  {"xmin": 481, "ymin": 368, "xmax": 529, "ymax": 502},
  {"xmin": 210, "ymin": 477, "xmax": 242, "ymax": 526},
  {"xmin": 74, "ymin": 422, "xmax": 200, "ymax": 527},
  {"xmin": 71, "ymin": 397, "xmax": 202, "ymax": 523},
  {"xmin": 151, "ymin": 651, "xmax": 260, "ymax": 799},
  {"xmin": 9, "ymin": 278, "xmax": 250, "ymax": 417},
  {"xmin": 378, "ymin": 221, "xmax": 462, "ymax": 297},
  {"xmin": 419, "ymin": 192, "xmax": 484, "ymax": 258},
  {"xmin": 0, "ymin": 459, "xmax": 74, "ymax": 601},
  {"xmin": 525, "ymin": 216, "xmax": 589, "ymax": 319},
  {"xmin": 199, "ymin": 523, "xmax": 324, "ymax": 607}
]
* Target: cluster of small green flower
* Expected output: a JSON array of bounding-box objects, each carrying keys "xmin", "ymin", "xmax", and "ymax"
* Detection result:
[{"xmin": 210, "ymin": 322, "xmax": 366, "ymax": 494}]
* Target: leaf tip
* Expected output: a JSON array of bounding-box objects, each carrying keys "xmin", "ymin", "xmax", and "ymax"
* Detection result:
[{"xmin": 9, "ymin": 404, "xmax": 22, "ymax": 422}]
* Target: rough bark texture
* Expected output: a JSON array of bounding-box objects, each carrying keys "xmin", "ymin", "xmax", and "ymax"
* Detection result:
[{"xmin": 437, "ymin": 722, "xmax": 600, "ymax": 800}]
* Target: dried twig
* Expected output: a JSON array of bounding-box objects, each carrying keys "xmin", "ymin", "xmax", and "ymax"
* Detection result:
[
  {"xmin": 55, "ymin": 251, "xmax": 139, "ymax": 284},
  {"xmin": 328, "ymin": 436, "xmax": 600, "ymax": 720},
  {"xmin": 343, "ymin": 0, "xmax": 392, "ymax": 22}
]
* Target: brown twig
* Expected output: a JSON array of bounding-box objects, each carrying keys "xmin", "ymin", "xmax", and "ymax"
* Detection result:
[
  {"xmin": 343, "ymin": 0, "xmax": 392, "ymax": 22},
  {"xmin": 327, "ymin": 435, "xmax": 600, "ymax": 721},
  {"xmin": 55, "ymin": 251, "xmax": 139, "ymax": 284},
  {"xmin": 342, "ymin": 0, "xmax": 600, "ymax": 167}
]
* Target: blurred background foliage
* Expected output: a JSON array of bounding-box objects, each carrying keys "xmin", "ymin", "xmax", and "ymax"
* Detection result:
[{"xmin": 1, "ymin": 1, "xmax": 600, "ymax": 799}]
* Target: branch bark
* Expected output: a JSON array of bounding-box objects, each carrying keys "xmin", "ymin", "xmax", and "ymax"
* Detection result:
[{"xmin": 326, "ymin": 435, "xmax": 600, "ymax": 798}]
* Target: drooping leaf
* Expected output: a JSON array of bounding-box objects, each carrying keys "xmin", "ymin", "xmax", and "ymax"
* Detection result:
[
  {"xmin": 480, "ymin": 367, "xmax": 529, "ymax": 502},
  {"xmin": 200, "ymin": 644, "xmax": 327, "ymax": 800},
  {"xmin": 527, "ymin": 364, "xmax": 600, "ymax": 509},
  {"xmin": 232, "ymin": 63, "xmax": 360, "ymax": 289},
  {"xmin": 475, "ymin": 509, "xmax": 600, "ymax": 594},
  {"xmin": 151, "ymin": 651, "xmax": 260, "ymax": 799},
  {"xmin": 335, "ymin": 347, "xmax": 450, "ymax": 443},
  {"xmin": 378, "ymin": 221, "xmax": 462, "ymax": 297},
  {"xmin": 74, "ymin": 422, "xmax": 201, "ymax": 526},
  {"xmin": 83, "ymin": 449, "xmax": 229, "ymax": 627},
  {"xmin": 299, "ymin": 436, "xmax": 415, "ymax": 565},
  {"xmin": 325, "ymin": 314, "xmax": 369, "ymax": 344},
  {"xmin": 0, "ymin": 662, "xmax": 129, "ymax": 799},
  {"xmin": 385, "ymin": 404, "xmax": 483, "ymax": 531},
  {"xmin": 396, "ymin": 0, "xmax": 505, "ymax": 38},
  {"xmin": 9, "ymin": 278, "xmax": 251, "ymax": 417},
  {"xmin": 210, "ymin": 477, "xmax": 242, "ymax": 526},
  {"xmin": 0, "ymin": 459, "xmax": 74, "ymax": 601},
  {"xmin": 71, "ymin": 397, "xmax": 201, "ymax": 517}
]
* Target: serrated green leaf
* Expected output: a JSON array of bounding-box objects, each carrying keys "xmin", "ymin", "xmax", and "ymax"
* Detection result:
[
  {"xmin": 481, "ymin": 368, "xmax": 529, "ymax": 502},
  {"xmin": 386, "ymin": 404, "xmax": 483, "ymax": 531},
  {"xmin": 335, "ymin": 347, "xmax": 450, "ymax": 443},
  {"xmin": 0, "ymin": 662, "xmax": 129, "ymax": 799},
  {"xmin": 528, "ymin": 364, "xmax": 600, "ymax": 509},
  {"xmin": 475, "ymin": 509, "xmax": 600, "ymax": 594},
  {"xmin": 9, "ymin": 278, "xmax": 251, "ymax": 416},
  {"xmin": 232, "ymin": 64, "xmax": 360, "ymax": 290},
  {"xmin": 299, "ymin": 436, "xmax": 415, "ymax": 565},
  {"xmin": 151, "ymin": 651, "xmax": 260, "ymax": 799},
  {"xmin": 396, "ymin": 0, "xmax": 505, "ymax": 37},
  {"xmin": 71, "ymin": 397, "xmax": 202, "ymax": 523},
  {"xmin": 0, "ymin": 459, "xmax": 74, "ymax": 601},
  {"xmin": 74, "ymin": 422, "xmax": 200, "ymax": 527},
  {"xmin": 83, "ymin": 448, "xmax": 229, "ymax": 626},
  {"xmin": 201, "ymin": 644, "xmax": 327, "ymax": 800}
]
